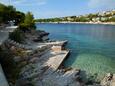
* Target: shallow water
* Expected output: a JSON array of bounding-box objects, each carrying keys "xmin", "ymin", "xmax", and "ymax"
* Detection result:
[{"xmin": 36, "ymin": 23, "xmax": 115, "ymax": 79}]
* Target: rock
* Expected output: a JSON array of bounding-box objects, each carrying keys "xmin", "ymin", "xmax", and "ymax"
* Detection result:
[
  {"xmin": 88, "ymin": 84, "xmax": 101, "ymax": 86},
  {"xmin": 29, "ymin": 57, "xmax": 39, "ymax": 63},
  {"xmin": 15, "ymin": 79, "xmax": 33, "ymax": 86},
  {"xmin": 101, "ymin": 73, "xmax": 115, "ymax": 86},
  {"xmin": 14, "ymin": 56, "xmax": 22, "ymax": 62},
  {"xmin": 20, "ymin": 61, "xmax": 28, "ymax": 66},
  {"xmin": 106, "ymin": 73, "xmax": 113, "ymax": 80},
  {"xmin": 10, "ymin": 46, "xmax": 16, "ymax": 51},
  {"xmin": 111, "ymin": 74, "xmax": 115, "ymax": 86}
]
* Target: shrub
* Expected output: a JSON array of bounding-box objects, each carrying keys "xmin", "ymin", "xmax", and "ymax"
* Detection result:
[
  {"xmin": 0, "ymin": 47, "xmax": 20, "ymax": 84},
  {"xmin": 9, "ymin": 29, "xmax": 24, "ymax": 43}
]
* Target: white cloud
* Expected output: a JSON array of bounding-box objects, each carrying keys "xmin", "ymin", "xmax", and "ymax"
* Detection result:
[
  {"xmin": 88, "ymin": 0, "xmax": 115, "ymax": 9},
  {"xmin": 0, "ymin": 0, "xmax": 47, "ymax": 6},
  {"xmin": 0, "ymin": 0, "xmax": 24, "ymax": 5}
]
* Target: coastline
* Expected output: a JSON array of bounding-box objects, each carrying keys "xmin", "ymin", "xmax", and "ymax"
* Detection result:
[
  {"xmin": 36, "ymin": 22, "xmax": 115, "ymax": 25},
  {"xmin": 3, "ymin": 25, "xmax": 114, "ymax": 86}
]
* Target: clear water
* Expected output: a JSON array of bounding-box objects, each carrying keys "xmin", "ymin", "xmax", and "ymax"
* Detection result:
[{"xmin": 36, "ymin": 23, "xmax": 115, "ymax": 80}]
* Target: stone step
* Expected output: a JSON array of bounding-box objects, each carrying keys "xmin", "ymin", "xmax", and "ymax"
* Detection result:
[{"xmin": 7, "ymin": 39, "xmax": 32, "ymax": 50}]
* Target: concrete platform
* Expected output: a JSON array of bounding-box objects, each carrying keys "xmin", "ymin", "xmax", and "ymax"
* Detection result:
[{"xmin": 46, "ymin": 50, "xmax": 69, "ymax": 70}]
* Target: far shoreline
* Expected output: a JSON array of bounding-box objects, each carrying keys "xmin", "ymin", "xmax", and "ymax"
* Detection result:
[{"xmin": 36, "ymin": 22, "xmax": 115, "ymax": 25}]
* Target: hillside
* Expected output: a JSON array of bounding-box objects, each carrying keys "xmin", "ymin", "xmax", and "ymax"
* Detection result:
[{"xmin": 35, "ymin": 10, "xmax": 115, "ymax": 23}]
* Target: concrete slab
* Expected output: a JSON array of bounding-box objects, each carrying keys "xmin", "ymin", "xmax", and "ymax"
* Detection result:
[
  {"xmin": 46, "ymin": 50, "xmax": 69, "ymax": 70},
  {"xmin": 0, "ymin": 65, "xmax": 9, "ymax": 86}
]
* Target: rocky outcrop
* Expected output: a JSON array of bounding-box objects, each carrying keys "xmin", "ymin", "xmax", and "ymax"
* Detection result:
[
  {"xmin": 6, "ymin": 39, "xmax": 32, "ymax": 50},
  {"xmin": 15, "ymin": 79, "xmax": 34, "ymax": 86},
  {"xmin": 101, "ymin": 73, "xmax": 115, "ymax": 86},
  {"xmin": 25, "ymin": 30, "xmax": 49, "ymax": 42}
]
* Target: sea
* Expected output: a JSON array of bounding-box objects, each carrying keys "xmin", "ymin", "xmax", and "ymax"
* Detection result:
[{"xmin": 36, "ymin": 23, "xmax": 115, "ymax": 80}]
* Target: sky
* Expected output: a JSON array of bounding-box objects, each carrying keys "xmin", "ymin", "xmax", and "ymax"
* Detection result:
[{"xmin": 0, "ymin": 0, "xmax": 115, "ymax": 19}]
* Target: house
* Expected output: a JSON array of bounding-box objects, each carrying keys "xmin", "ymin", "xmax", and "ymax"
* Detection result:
[
  {"xmin": 100, "ymin": 17, "xmax": 107, "ymax": 21},
  {"xmin": 92, "ymin": 17, "xmax": 100, "ymax": 22}
]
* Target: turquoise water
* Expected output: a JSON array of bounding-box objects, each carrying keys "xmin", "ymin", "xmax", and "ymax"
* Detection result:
[{"xmin": 36, "ymin": 23, "xmax": 115, "ymax": 79}]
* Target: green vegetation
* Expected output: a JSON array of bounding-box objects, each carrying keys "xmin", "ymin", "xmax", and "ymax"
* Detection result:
[
  {"xmin": 0, "ymin": 3, "xmax": 36, "ymax": 31},
  {"xmin": 9, "ymin": 29, "xmax": 25, "ymax": 43},
  {"xmin": 0, "ymin": 3, "xmax": 36, "ymax": 43},
  {"xmin": 20, "ymin": 12, "xmax": 36, "ymax": 32},
  {"xmin": 24, "ymin": 12, "xmax": 35, "ymax": 28},
  {"xmin": 16, "ymin": 12, "xmax": 36, "ymax": 44},
  {"xmin": 35, "ymin": 18, "xmax": 62, "ymax": 23},
  {"xmin": 0, "ymin": 47, "xmax": 20, "ymax": 84},
  {"xmin": 0, "ymin": 3, "xmax": 25, "ymax": 25},
  {"xmin": 35, "ymin": 10, "xmax": 115, "ymax": 23}
]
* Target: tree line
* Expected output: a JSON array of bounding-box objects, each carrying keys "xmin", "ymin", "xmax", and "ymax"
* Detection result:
[
  {"xmin": 0, "ymin": 3, "xmax": 25, "ymax": 25},
  {"xmin": 0, "ymin": 3, "xmax": 36, "ymax": 43},
  {"xmin": 35, "ymin": 11, "xmax": 115, "ymax": 23},
  {"xmin": 0, "ymin": 3, "xmax": 36, "ymax": 30}
]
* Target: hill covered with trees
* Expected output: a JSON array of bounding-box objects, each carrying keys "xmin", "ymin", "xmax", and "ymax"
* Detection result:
[{"xmin": 35, "ymin": 10, "xmax": 115, "ymax": 23}]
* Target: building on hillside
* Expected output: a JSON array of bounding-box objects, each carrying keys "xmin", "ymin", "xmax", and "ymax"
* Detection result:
[
  {"xmin": 92, "ymin": 17, "xmax": 100, "ymax": 22},
  {"xmin": 100, "ymin": 17, "xmax": 107, "ymax": 21},
  {"xmin": 67, "ymin": 17, "xmax": 74, "ymax": 21}
]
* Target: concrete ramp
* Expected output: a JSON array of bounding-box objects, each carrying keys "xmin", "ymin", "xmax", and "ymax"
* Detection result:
[
  {"xmin": 46, "ymin": 50, "xmax": 69, "ymax": 70},
  {"xmin": 0, "ymin": 64, "xmax": 9, "ymax": 86}
]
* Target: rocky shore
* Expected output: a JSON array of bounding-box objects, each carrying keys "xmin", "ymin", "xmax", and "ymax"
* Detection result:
[{"xmin": 4, "ymin": 29, "xmax": 115, "ymax": 86}]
